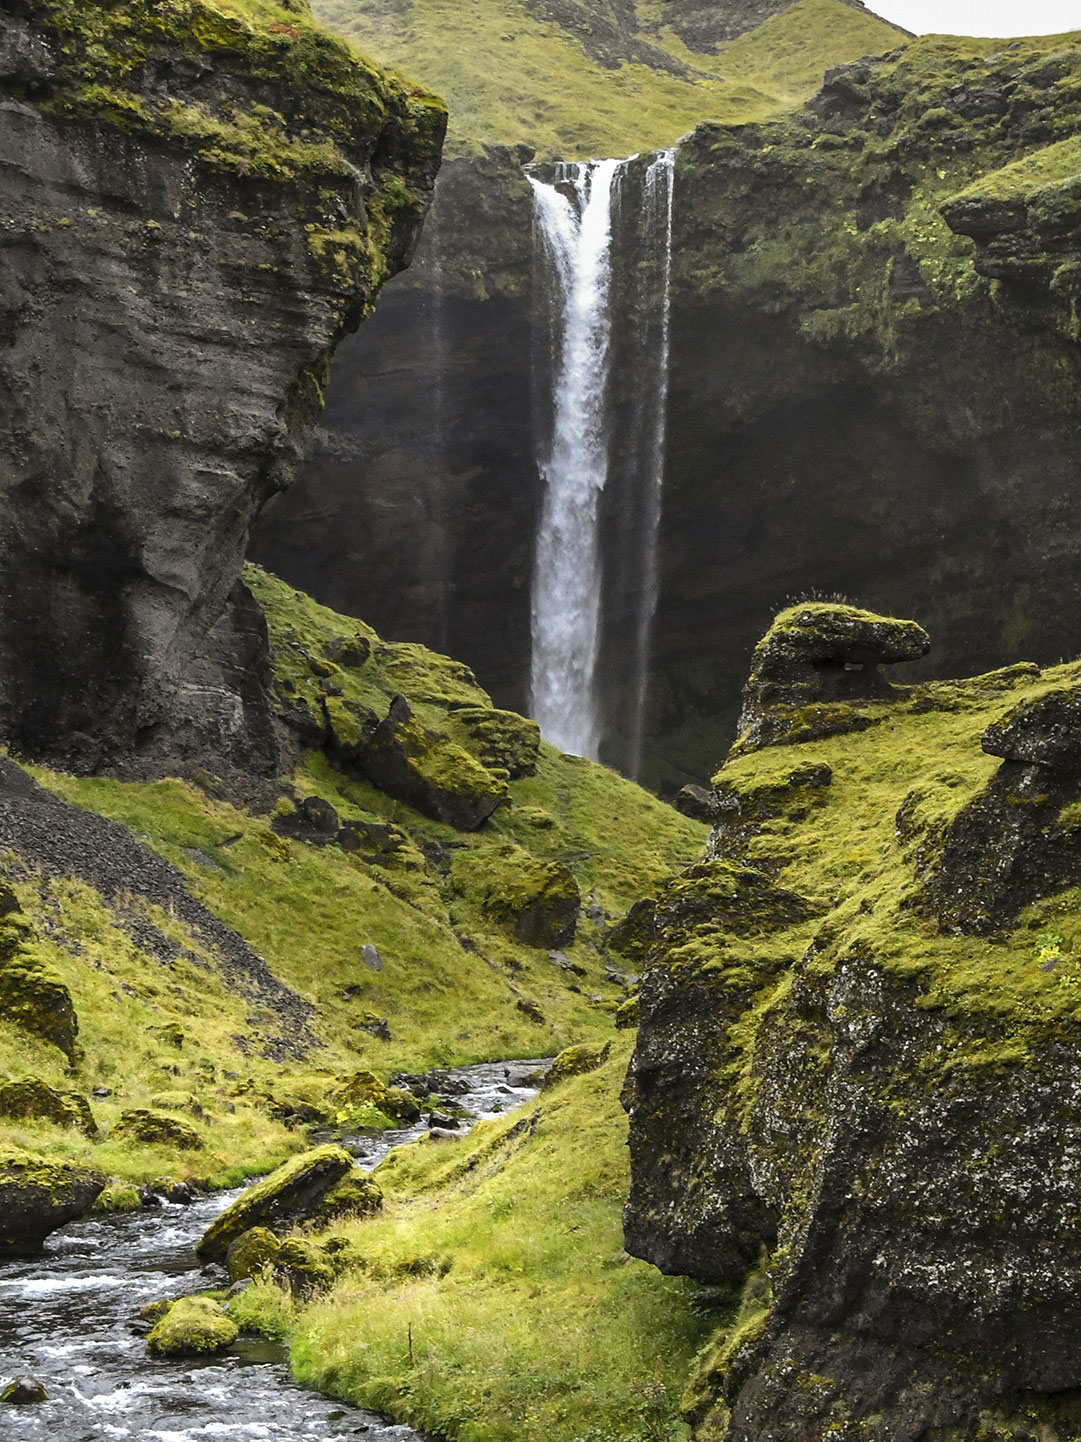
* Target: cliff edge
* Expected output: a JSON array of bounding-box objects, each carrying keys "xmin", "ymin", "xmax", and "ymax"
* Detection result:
[
  {"xmin": 623, "ymin": 602, "xmax": 1081, "ymax": 1440},
  {"xmin": 0, "ymin": 0, "xmax": 445, "ymax": 779}
]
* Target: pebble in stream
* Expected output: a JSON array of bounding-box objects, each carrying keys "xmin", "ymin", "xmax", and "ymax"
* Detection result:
[{"xmin": 0, "ymin": 1061, "xmax": 546, "ymax": 1441}]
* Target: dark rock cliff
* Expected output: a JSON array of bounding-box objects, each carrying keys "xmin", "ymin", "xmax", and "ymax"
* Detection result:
[
  {"xmin": 0, "ymin": 0, "xmax": 444, "ymax": 779},
  {"xmin": 622, "ymin": 602, "xmax": 1081, "ymax": 1441},
  {"xmin": 255, "ymin": 28, "xmax": 1081, "ymax": 796}
]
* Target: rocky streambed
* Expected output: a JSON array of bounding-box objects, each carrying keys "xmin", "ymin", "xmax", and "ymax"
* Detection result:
[{"xmin": 0, "ymin": 1060, "xmax": 545, "ymax": 1440}]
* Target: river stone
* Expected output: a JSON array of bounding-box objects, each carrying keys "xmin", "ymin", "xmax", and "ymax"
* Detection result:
[
  {"xmin": 1, "ymin": 1376, "xmax": 48, "ymax": 1404},
  {"xmin": 0, "ymin": 1150, "xmax": 105, "ymax": 1256},
  {"xmin": 146, "ymin": 1296, "xmax": 238, "ymax": 1357},
  {"xmin": 0, "ymin": 1077, "xmax": 97, "ymax": 1137},
  {"xmin": 196, "ymin": 1145, "xmax": 353, "ymax": 1261}
]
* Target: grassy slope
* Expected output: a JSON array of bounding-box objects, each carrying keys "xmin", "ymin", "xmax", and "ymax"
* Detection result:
[
  {"xmin": 311, "ymin": 0, "xmax": 906, "ymax": 155},
  {"xmin": 235, "ymin": 1043, "xmax": 713, "ymax": 1442},
  {"xmin": 0, "ymin": 568, "xmax": 703, "ymax": 1192}
]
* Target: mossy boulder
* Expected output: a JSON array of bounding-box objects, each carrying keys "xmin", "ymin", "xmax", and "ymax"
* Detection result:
[
  {"xmin": 0, "ymin": 1077, "xmax": 97, "ymax": 1137},
  {"xmin": 112, "ymin": 1109, "xmax": 202, "ymax": 1151},
  {"xmin": 93, "ymin": 1181, "xmax": 142, "ymax": 1213},
  {"xmin": 329, "ymin": 1071, "xmax": 420, "ymax": 1124},
  {"xmin": 450, "ymin": 844, "xmax": 580, "ymax": 948},
  {"xmin": 542, "ymin": 1041, "xmax": 611, "ymax": 1089},
  {"xmin": 272, "ymin": 1237, "xmax": 336, "ymax": 1296},
  {"xmin": 226, "ymin": 1226, "xmax": 281, "ymax": 1282},
  {"xmin": 0, "ymin": 910, "xmax": 78, "ymax": 1061},
  {"xmin": 734, "ymin": 603, "xmax": 930, "ymax": 755},
  {"xmin": 360, "ymin": 696, "xmax": 509, "ymax": 830},
  {"xmin": 146, "ymin": 1296, "xmax": 238, "ymax": 1357},
  {"xmin": 197, "ymin": 1144, "xmax": 353, "ymax": 1261},
  {"xmin": 270, "ymin": 794, "xmax": 340, "ymax": 845},
  {"xmin": 337, "ymin": 817, "xmax": 427, "ymax": 871},
  {"xmin": 449, "ymin": 706, "xmax": 541, "ymax": 778},
  {"xmin": 311, "ymin": 1171, "xmax": 383, "ymax": 1224},
  {"xmin": 1, "ymin": 1377, "xmax": 48, "ymax": 1404},
  {"xmin": 0, "ymin": 1149, "xmax": 105, "ymax": 1255}
]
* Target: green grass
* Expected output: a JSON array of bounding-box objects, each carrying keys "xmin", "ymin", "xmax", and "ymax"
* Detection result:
[
  {"xmin": 312, "ymin": 0, "xmax": 907, "ymax": 156},
  {"xmin": 953, "ymin": 134, "xmax": 1081, "ymax": 202},
  {"xmin": 239, "ymin": 1043, "xmax": 711, "ymax": 1442}
]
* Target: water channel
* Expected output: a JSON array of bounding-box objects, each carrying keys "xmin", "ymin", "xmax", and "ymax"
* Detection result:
[{"xmin": 0, "ymin": 1060, "xmax": 545, "ymax": 1441}]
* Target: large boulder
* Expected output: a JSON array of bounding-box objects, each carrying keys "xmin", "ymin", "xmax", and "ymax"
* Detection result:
[
  {"xmin": 112, "ymin": 1109, "xmax": 202, "ymax": 1151},
  {"xmin": 147, "ymin": 1297, "xmax": 238, "ymax": 1357},
  {"xmin": 733, "ymin": 603, "xmax": 930, "ymax": 755},
  {"xmin": 541, "ymin": 1041, "xmax": 611, "ymax": 1089},
  {"xmin": 196, "ymin": 1145, "xmax": 353, "ymax": 1261},
  {"xmin": 0, "ymin": 1077, "xmax": 97, "ymax": 1137},
  {"xmin": 0, "ymin": 1150, "xmax": 105, "ymax": 1255},
  {"xmin": 310, "ymin": 1172, "xmax": 384, "ymax": 1225},
  {"xmin": 359, "ymin": 696, "xmax": 509, "ymax": 830},
  {"xmin": 449, "ymin": 844, "xmax": 580, "ymax": 948},
  {"xmin": 226, "ymin": 1226, "xmax": 281, "ymax": 1283}
]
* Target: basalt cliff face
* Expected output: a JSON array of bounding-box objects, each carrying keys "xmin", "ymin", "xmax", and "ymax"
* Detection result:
[
  {"xmin": 0, "ymin": 0, "xmax": 444, "ymax": 780},
  {"xmin": 621, "ymin": 602, "xmax": 1081, "ymax": 1441},
  {"xmin": 255, "ymin": 24, "xmax": 1081, "ymax": 795}
]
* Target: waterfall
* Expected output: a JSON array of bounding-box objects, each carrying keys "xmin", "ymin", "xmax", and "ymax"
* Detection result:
[
  {"xmin": 528, "ymin": 158, "xmax": 622, "ymax": 759},
  {"xmin": 527, "ymin": 149, "xmax": 676, "ymax": 774},
  {"xmin": 627, "ymin": 148, "xmax": 675, "ymax": 779}
]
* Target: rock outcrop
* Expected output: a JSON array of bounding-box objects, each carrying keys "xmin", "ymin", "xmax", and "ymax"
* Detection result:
[
  {"xmin": 623, "ymin": 606, "xmax": 1081, "ymax": 1440},
  {"xmin": 0, "ymin": 0, "xmax": 444, "ymax": 780}
]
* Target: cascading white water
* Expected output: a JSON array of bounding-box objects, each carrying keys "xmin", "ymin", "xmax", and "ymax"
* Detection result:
[
  {"xmin": 628, "ymin": 148, "xmax": 675, "ymax": 779},
  {"xmin": 528, "ymin": 159, "xmax": 622, "ymax": 759}
]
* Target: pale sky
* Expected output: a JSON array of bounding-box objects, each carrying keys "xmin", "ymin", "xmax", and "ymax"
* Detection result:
[{"xmin": 865, "ymin": 0, "xmax": 1081, "ymax": 36}]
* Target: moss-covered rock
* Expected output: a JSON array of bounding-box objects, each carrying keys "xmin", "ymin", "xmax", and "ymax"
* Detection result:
[
  {"xmin": 336, "ymin": 817, "xmax": 427, "ymax": 871},
  {"xmin": 272, "ymin": 1236, "xmax": 337, "ymax": 1296},
  {"xmin": 329, "ymin": 1071, "xmax": 421, "ymax": 1125},
  {"xmin": 360, "ymin": 696, "xmax": 509, "ymax": 831},
  {"xmin": 93, "ymin": 1181, "xmax": 143, "ymax": 1213},
  {"xmin": 311, "ymin": 1171, "xmax": 384, "ymax": 1224},
  {"xmin": 0, "ymin": 911, "xmax": 79, "ymax": 1061},
  {"xmin": 226, "ymin": 1226, "xmax": 282, "ymax": 1283},
  {"xmin": 146, "ymin": 1296, "xmax": 238, "ymax": 1357},
  {"xmin": 450, "ymin": 844, "xmax": 580, "ymax": 948},
  {"xmin": 449, "ymin": 707, "xmax": 541, "ymax": 778},
  {"xmin": 734, "ymin": 603, "xmax": 930, "ymax": 755},
  {"xmin": 197, "ymin": 1144, "xmax": 353, "ymax": 1260},
  {"xmin": 0, "ymin": 1149, "xmax": 105, "ymax": 1255},
  {"xmin": 542, "ymin": 1041, "xmax": 611, "ymax": 1089},
  {"xmin": 112, "ymin": 1109, "xmax": 202, "ymax": 1151},
  {"xmin": 0, "ymin": 1077, "xmax": 97, "ymax": 1138}
]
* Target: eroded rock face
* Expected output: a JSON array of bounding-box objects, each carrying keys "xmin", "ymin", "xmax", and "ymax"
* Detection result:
[{"xmin": 0, "ymin": 1, "xmax": 443, "ymax": 779}]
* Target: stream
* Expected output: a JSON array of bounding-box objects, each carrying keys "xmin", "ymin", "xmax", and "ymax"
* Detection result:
[{"xmin": 0, "ymin": 1060, "xmax": 546, "ymax": 1441}]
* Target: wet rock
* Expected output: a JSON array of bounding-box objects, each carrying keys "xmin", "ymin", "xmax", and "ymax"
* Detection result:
[
  {"xmin": 427, "ymin": 1111, "xmax": 460, "ymax": 1130},
  {"xmin": 1, "ymin": 1376, "xmax": 48, "ymax": 1404},
  {"xmin": 359, "ymin": 696, "xmax": 509, "ymax": 830},
  {"xmin": 450, "ymin": 844, "xmax": 580, "ymax": 948},
  {"xmin": 0, "ymin": 1077, "xmax": 97, "ymax": 1137},
  {"xmin": 733, "ymin": 603, "xmax": 930, "ymax": 755},
  {"xmin": 197, "ymin": 1145, "xmax": 353, "ymax": 1261},
  {"xmin": 226, "ymin": 1226, "xmax": 281, "ymax": 1283},
  {"xmin": 147, "ymin": 1296, "xmax": 238, "ymax": 1357},
  {"xmin": 0, "ymin": 1151, "xmax": 105, "ymax": 1255},
  {"xmin": 542, "ymin": 1041, "xmax": 611, "ymax": 1089},
  {"xmin": 112, "ymin": 1109, "xmax": 202, "ymax": 1151}
]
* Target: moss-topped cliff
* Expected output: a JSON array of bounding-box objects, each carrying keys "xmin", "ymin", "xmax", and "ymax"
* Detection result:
[{"xmin": 625, "ymin": 604, "xmax": 1081, "ymax": 1439}]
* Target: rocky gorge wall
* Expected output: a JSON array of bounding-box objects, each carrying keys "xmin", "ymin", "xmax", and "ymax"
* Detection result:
[
  {"xmin": 620, "ymin": 601, "xmax": 1081, "ymax": 1441},
  {"xmin": 0, "ymin": 0, "xmax": 444, "ymax": 780},
  {"xmin": 253, "ymin": 27, "xmax": 1081, "ymax": 796}
]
